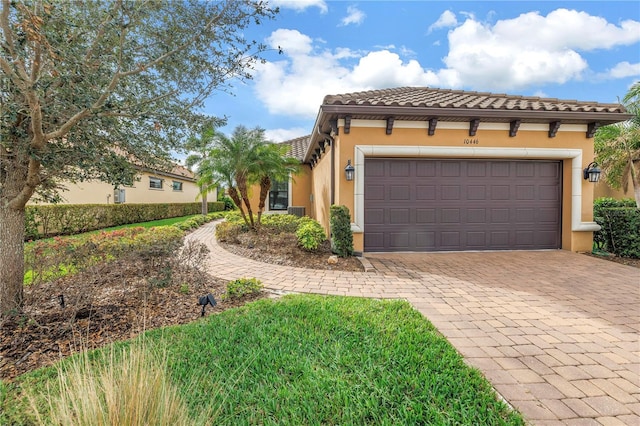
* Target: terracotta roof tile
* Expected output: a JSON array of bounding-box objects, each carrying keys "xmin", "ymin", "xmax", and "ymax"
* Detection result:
[
  {"xmin": 322, "ymin": 87, "xmax": 626, "ymax": 113},
  {"xmin": 278, "ymin": 135, "xmax": 312, "ymax": 161}
]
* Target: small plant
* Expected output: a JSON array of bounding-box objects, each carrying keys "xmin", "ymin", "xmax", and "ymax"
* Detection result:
[
  {"xmin": 179, "ymin": 283, "xmax": 190, "ymax": 294},
  {"xmin": 215, "ymin": 221, "xmax": 242, "ymax": 243},
  {"xmin": 295, "ymin": 219, "xmax": 326, "ymax": 251},
  {"xmin": 26, "ymin": 342, "xmax": 200, "ymax": 425},
  {"xmin": 224, "ymin": 277, "xmax": 263, "ymax": 300},
  {"xmin": 330, "ymin": 205, "xmax": 354, "ymax": 257}
]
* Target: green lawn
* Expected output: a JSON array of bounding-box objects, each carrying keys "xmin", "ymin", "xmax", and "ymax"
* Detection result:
[{"xmin": 4, "ymin": 295, "xmax": 525, "ymax": 425}]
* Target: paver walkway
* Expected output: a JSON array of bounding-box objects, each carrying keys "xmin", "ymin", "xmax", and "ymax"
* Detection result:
[{"xmin": 189, "ymin": 222, "xmax": 640, "ymax": 425}]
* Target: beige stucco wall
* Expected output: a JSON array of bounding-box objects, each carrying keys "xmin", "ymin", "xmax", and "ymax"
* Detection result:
[
  {"xmin": 310, "ymin": 144, "xmax": 333, "ymax": 232},
  {"xmin": 31, "ymin": 171, "xmax": 203, "ymax": 205},
  {"xmin": 594, "ymin": 171, "xmax": 635, "ymax": 200},
  {"xmin": 291, "ymin": 165, "xmax": 313, "ymax": 217},
  {"xmin": 319, "ymin": 120, "xmax": 600, "ymax": 253}
]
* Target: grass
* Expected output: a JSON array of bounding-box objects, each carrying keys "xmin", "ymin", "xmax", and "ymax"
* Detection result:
[{"xmin": 5, "ymin": 295, "xmax": 525, "ymax": 425}]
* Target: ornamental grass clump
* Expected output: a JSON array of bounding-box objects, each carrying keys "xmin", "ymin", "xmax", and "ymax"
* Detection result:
[{"xmin": 27, "ymin": 342, "xmax": 202, "ymax": 426}]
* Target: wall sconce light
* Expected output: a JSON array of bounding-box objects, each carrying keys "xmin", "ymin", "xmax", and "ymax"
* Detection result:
[
  {"xmin": 583, "ymin": 161, "xmax": 601, "ymax": 183},
  {"xmin": 345, "ymin": 159, "xmax": 355, "ymax": 181}
]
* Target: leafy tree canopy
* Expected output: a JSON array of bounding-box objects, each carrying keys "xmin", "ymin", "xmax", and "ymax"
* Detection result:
[{"xmin": 1, "ymin": 0, "xmax": 277, "ymax": 209}]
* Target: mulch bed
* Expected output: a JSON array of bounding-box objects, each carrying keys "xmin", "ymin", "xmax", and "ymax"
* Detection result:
[
  {"xmin": 1, "ymin": 229, "xmax": 363, "ymax": 381},
  {"xmin": 218, "ymin": 231, "xmax": 365, "ymax": 272}
]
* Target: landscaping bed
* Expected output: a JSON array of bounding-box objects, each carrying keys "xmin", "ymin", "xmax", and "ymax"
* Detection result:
[{"xmin": 219, "ymin": 228, "xmax": 365, "ymax": 272}]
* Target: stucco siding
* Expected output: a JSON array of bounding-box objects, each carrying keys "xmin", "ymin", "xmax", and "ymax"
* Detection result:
[
  {"xmin": 31, "ymin": 171, "xmax": 202, "ymax": 205},
  {"xmin": 331, "ymin": 121, "xmax": 599, "ymax": 253}
]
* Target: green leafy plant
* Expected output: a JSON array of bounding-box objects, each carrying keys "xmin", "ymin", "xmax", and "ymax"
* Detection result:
[
  {"xmin": 593, "ymin": 198, "xmax": 639, "ymax": 257},
  {"xmin": 330, "ymin": 205, "xmax": 354, "ymax": 257},
  {"xmin": 295, "ymin": 219, "xmax": 326, "ymax": 251},
  {"xmin": 224, "ymin": 277, "xmax": 263, "ymax": 300}
]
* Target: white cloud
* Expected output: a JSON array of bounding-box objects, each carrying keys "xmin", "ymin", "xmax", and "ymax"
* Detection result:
[
  {"xmin": 269, "ymin": 0, "xmax": 327, "ymax": 13},
  {"xmin": 428, "ymin": 10, "xmax": 458, "ymax": 33},
  {"xmin": 443, "ymin": 9, "xmax": 640, "ymax": 91},
  {"xmin": 265, "ymin": 127, "xmax": 310, "ymax": 142},
  {"xmin": 255, "ymin": 31, "xmax": 449, "ymax": 118},
  {"xmin": 253, "ymin": 9, "xmax": 640, "ymax": 119},
  {"xmin": 339, "ymin": 5, "xmax": 365, "ymax": 26},
  {"xmin": 607, "ymin": 61, "xmax": 640, "ymax": 79}
]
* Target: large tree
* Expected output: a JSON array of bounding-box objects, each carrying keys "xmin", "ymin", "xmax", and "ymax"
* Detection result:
[
  {"xmin": 595, "ymin": 82, "xmax": 640, "ymax": 207},
  {"xmin": 0, "ymin": 0, "xmax": 277, "ymax": 315}
]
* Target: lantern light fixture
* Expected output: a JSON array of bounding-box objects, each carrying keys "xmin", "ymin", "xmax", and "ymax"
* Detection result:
[{"xmin": 583, "ymin": 162, "xmax": 601, "ymax": 183}]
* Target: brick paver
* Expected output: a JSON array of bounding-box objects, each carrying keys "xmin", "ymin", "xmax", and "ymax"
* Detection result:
[{"xmin": 189, "ymin": 222, "xmax": 640, "ymax": 425}]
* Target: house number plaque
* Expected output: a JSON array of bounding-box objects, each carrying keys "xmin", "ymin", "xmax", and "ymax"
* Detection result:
[{"xmin": 463, "ymin": 138, "xmax": 479, "ymax": 144}]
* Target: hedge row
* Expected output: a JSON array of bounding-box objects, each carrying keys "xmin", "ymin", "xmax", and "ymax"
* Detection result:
[
  {"xmin": 593, "ymin": 198, "xmax": 640, "ymax": 259},
  {"xmin": 25, "ymin": 202, "xmax": 225, "ymax": 240}
]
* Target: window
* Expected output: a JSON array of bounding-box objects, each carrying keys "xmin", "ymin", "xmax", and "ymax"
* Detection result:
[
  {"xmin": 149, "ymin": 177, "xmax": 163, "ymax": 189},
  {"xmin": 172, "ymin": 181, "xmax": 183, "ymax": 191},
  {"xmin": 268, "ymin": 179, "xmax": 288, "ymax": 210}
]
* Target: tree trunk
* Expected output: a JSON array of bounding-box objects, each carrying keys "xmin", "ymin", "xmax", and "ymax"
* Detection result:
[
  {"xmin": 257, "ymin": 175, "xmax": 271, "ymax": 227},
  {"xmin": 201, "ymin": 186, "xmax": 208, "ymax": 216},
  {"xmin": 0, "ymin": 205, "xmax": 25, "ymax": 316},
  {"xmin": 228, "ymin": 187, "xmax": 250, "ymax": 228}
]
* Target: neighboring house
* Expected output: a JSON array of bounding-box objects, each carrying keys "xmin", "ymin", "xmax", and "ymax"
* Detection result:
[
  {"xmin": 274, "ymin": 87, "xmax": 631, "ymax": 254},
  {"xmin": 31, "ymin": 164, "xmax": 208, "ymax": 205}
]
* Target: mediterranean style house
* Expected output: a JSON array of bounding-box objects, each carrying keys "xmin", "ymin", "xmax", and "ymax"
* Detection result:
[
  {"xmin": 268, "ymin": 87, "xmax": 632, "ymax": 254},
  {"xmin": 31, "ymin": 163, "xmax": 206, "ymax": 205}
]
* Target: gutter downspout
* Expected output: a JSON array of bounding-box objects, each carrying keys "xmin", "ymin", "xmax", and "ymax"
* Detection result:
[{"xmin": 316, "ymin": 126, "xmax": 335, "ymax": 205}]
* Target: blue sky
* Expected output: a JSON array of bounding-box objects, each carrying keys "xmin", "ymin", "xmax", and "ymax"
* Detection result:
[{"xmin": 201, "ymin": 1, "xmax": 640, "ymax": 143}]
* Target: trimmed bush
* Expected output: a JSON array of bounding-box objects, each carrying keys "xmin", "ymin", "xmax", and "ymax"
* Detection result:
[
  {"xmin": 330, "ymin": 205, "xmax": 354, "ymax": 257},
  {"xmin": 295, "ymin": 218, "xmax": 326, "ymax": 251},
  {"xmin": 25, "ymin": 202, "xmax": 225, "ymax": 240},
  {"xmin": 224, "ymin": 277, "xmax": 263, "ymax": 300},
  {"xmin": 593, "ymin": 198, "xmax": 639, "ymax": 258},
  {"xmin": 261, "ymin": 214, "xmax": 301, "ymax": 233}
]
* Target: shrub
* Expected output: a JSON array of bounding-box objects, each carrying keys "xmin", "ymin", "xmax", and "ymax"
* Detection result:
[
  {"xmin": 593, "ymin": 198, "xmax": 640, "ymax": 258},
  {"xmin": 24, "ymin": 202, "xmax": 225, "ymax": 240},
  {"xmin": 330, "ymin": 205, "xmax": 354, "ymax": 257},
  {"xmin": 219, "ymin": 195, "xmax": 236, "ymax": 211},
  {"xmin": 215, "ymin": 221, "xmax": 242, "ymax": 243},
  {"xmin": 295, "ymin": 219, "xmax": 326, "ymax": 251},
  {"xmin": 224, "ymin": 277, "xmax": 263, "ymax": 300},
  {"xmin": 261, "ymin": 214, "xmax": 300, "ymax": 233}
]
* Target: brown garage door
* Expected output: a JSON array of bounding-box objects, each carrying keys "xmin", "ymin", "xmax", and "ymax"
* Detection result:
[{"xmin": 364, "ymin": 159, "xmax": 562, "ymax": 252}]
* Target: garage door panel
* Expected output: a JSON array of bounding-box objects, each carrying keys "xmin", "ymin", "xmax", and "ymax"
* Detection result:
[
  {"xmin": 416, "ymin": 232, "xmax": 436, "ymax": 248},
  {"xmin": 441, "ymin": 231, "xmax": 461, "ymax": 248},
  {"xmin": 416, "ymin": 208, "xmax": 436, "ymax": 223},
  {"xmin": 389, "ymin": 232, "xmax": 410, "ymax": 248},
  {"xmin": 389, "ymin": 161, "xmax": 410, "ymax": 177},
  {"xmin": 389, "ymin": 208, "xmax": 410, "ymax": 224},
  {"xmin": 364, "ymin": 159, "xmax": 561, "ymax": 252},
  {"xmin": 366, "ymin": 185, "xmax": 385, "ymax": 200},
  {"xmin": 416, "ymin": 185, "xmax": 436, "ymax": 200}
]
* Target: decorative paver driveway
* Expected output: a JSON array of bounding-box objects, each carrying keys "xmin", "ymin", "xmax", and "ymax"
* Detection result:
[{"xmin": 189, "ymin": 222, "xmax": 640, "ymax": 425}]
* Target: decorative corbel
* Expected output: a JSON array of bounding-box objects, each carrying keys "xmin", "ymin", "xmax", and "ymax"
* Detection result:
[
  {"xmin": 586, "ymin": 122, "xmax": 600, "ymax": 138},
  {"xmin": 342, "ymin": 116, "xmax": 350, "ymax": 134},
  {"xmin": 549, "ymin": 121, "xmax": 561, "ymax": 138},
  {"xmin": 428, "ymin": 118, "xmax": 437, "ymax": 136},
  {"xmin": 509, "ymin": 120, "xmax": 521, "ymax": 137},
  {"xmin": 386, "ymin": 117, "xmax": 394, "ymax": 135},
  {"xmin": 469, "ymin": 119, "xmax": 480, "ymax": 136}
]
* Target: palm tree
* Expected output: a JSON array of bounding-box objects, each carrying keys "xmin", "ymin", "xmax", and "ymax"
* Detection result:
[
  {"xmin": 184, "ymin": 121, "xmax": 221, "ymax": 215},
  {"xmin": 595, "ymin": 82, "xmax": 640, "ymax": 207},
  {"xmin": 198, "ymin": 125, "xmax": 302, "ymax": 230},
  {"xmin": 253, "ymin": 143, "xmax": 300, "ymax": 226}
]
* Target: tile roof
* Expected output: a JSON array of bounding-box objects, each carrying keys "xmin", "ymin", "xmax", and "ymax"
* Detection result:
[
  {"xmin": 322, "ymin": 87, "xmax": 627, "ymax": 113},
  {"xmin": 278, "ymin": 135, "xmax": 312, "ymax": 161}
]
